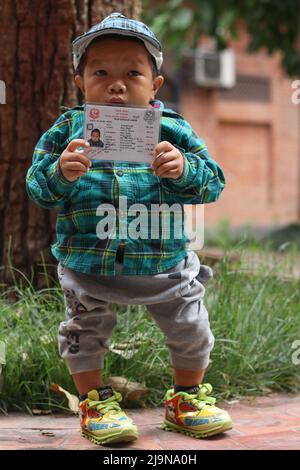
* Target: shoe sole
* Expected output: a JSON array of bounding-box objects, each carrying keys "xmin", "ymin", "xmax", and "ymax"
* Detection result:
[
  {"xmin": 81, "ymin": 426, "xmax": 138, "ymax": 446},
  {"xmin": 162, "ymin": 419, "xmax": 232, "ymax": 438}
]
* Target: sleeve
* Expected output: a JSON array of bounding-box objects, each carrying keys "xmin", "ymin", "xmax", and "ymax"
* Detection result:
[
  {"xmin": 160, "ymin": 118, "xmax": 226, "ymax": 205},
  {"xmin": 26, "ymin": 113, "xmax": 78, "ymax": 209}
]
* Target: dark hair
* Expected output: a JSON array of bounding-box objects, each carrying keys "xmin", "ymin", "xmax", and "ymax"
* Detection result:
[
  {"xmin": 91, "ymin": 128, "xmax": 100, "ymax": 135},
  {"xmin": 75, "ymin": 34, "xmax": 160, "ymax": 78}
]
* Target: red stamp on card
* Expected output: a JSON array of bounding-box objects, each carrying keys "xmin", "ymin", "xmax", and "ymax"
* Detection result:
[{"xmin": 89, "ymin": 108, "xmax": 100, "ymax": 119}]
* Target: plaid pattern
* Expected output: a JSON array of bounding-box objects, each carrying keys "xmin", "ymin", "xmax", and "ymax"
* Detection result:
[{"xmin": 26, "ymin": 100, "xmax": 225, "ymax": 276}]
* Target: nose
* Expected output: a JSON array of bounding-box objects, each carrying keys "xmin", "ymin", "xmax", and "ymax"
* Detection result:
[{"xmin": 108, "ymin": 80, "xmax": 126, "ymax": 94}]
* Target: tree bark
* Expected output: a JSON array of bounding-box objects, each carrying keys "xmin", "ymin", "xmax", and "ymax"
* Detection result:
[{"xmin": 0, "ymin": 0, "xmax": 141, "ymax": 288}]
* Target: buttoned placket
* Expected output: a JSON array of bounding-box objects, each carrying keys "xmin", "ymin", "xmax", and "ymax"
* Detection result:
[{"xmin": 115, "ymin": 167, "xmax": 127, "ymax": 254}]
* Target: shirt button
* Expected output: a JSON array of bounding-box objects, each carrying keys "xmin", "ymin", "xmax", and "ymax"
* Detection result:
[
  {"xmin": 117, "ymin": 170, "xmax": 123, "ymax": 176},
  {"xmin": 120, "ymin": 211, "xmax": 126, "ymax": 218}
]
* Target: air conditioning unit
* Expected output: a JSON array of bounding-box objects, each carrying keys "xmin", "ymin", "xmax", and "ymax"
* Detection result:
[{"xmin": 194, "ymin": 48, "xmax": 236, "ymax": 89}]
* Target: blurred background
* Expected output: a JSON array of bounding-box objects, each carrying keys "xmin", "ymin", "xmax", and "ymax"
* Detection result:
[
  {"xmin": 0, "ymin": 0, "xmax": 300, "ymax": 285},
  {"xmin": 150, "ymin": 0, "xmax": 300, "ymax": 229},
  {"xmin": 0, "ymin": 0, "xmax": 299, "ymax": 413}
]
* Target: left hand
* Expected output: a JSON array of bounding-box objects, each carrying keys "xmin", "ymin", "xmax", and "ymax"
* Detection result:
[{"xmin": 151, "ymin": 141, "xmax": 184, "ymax": 179}]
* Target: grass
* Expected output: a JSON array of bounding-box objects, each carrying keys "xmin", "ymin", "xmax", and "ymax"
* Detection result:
[
  {"xmin": 0, "ymin": 250, "xmax": 299, "ymax": 414},
  {"xmin": 204, "ymin": 219, "xmax": 300, "ymax": 253}
]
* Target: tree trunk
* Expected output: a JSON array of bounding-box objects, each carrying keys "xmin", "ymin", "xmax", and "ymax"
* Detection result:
[{"xmin": 0, "ymin": 0, "xmax": 141, "ymax": 289}]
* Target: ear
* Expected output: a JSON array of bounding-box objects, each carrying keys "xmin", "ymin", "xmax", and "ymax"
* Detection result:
[
  {"xmin": 74, "ymin": 74, "xmax": 85, "ymax": 95},
  {"xmin": 152, "ymin": 75, "xmax": 164, "ymax": 98}
]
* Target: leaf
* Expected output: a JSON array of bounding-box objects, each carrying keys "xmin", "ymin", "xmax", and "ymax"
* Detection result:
[
  {"xmin": 110, "ymin": 346, "xmax": 138, "ymax": 360},
  {"xmin": 150, "ymin": 12, "xmax": 170, "ymax": 37},
  {"xmin": 49, "ymin": 384, "xmax": 79, "ymax": 414},
  {"xmin": 226, "ymin": 399, "xmax": 240, "ymax": 405},
  {"xmin": 170, "ymin": 8, "xmax": 193, "ymax": 31},
  {"xmin": 110, "ymin": 333, "xmax": 154, "ymax": 360},
  {"xmin": 218, "ymin": 9, "xmax": 238, "ymax": 31},
  {"xmin": 168, "ymin": 0, "xmax": 185, "ymax": 9},
  {"xmin": 40, "ymin": 335, "xmax": 52, "ymax": 345},
  {"xmin": 197, "ymin": 1, "xmax": 214, "ymax": 30},
  {"xmin": 31, "ymin": 409, "xmax": 53, "ymax": 415},
  {"xmin": 22, "ymin": 352, "xmax": 29, "ymax": 362},
  {"xmin": 109, "ymin": 376, "xmax": 148, "ymax": 403}
]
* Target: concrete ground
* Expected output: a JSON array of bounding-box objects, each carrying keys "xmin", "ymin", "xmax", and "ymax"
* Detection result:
[{"xmin": 0, "ymin": 393, "xmax": 299, "ymax": 450}]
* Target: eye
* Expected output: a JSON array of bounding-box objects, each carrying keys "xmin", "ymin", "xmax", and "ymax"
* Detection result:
[
  {"xmin": 95, "ymin": 70, "xmax": 107, "ymax": 76},
  {"xmin": 128, "ymin": 70, "xmax": 141, "ymax": 76}
]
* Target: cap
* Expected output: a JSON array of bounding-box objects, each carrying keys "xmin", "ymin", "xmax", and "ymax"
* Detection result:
[{"xmin": 72, "ymin": 12, "xmax": 163, "ymax": 71}]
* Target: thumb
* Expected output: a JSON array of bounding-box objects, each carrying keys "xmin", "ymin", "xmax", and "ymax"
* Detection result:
[{"xmin": 67, "ymin": 139, "xmax": 90, "ymax": 152}]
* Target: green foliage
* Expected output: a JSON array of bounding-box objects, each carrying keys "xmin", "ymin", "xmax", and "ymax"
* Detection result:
[
  {"xmin": 143, "ymin": 0, "xmax": 300, "ymax": 76},
  {"xmin": 239, "ymin": 0, "xmax": 300, "ymax": 76}
]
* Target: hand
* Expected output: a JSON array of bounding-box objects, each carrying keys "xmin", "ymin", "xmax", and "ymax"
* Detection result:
[
  {"xmin": 151, "ymin": 141, "xmax": 184, "ymax": 179},
  {"xmin": 59, "ymin": 139, "xmax": 91, "ymax": 182}
]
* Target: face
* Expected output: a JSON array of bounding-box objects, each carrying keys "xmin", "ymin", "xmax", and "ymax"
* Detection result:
[
  {"xmin": 91, "ymin": 131, "xmax": 100, "ymax": 141},
  {"xmin": 75, "ymin": 38, "xmax": 164, "ymax": 107}
]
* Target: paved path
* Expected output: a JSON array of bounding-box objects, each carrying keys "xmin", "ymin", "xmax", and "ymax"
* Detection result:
[{"xmin": 0, "ymin": 394, "xmax": 299, "ymax": 450}]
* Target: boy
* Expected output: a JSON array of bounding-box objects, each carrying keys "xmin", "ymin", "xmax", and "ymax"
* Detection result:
[
  {"xmin": 26, "ymin": 12, "xmax": 232, "ymax": 445},
  {"xmin": 88, "ymin": 128, "xmax": 104, "ymax": 148}
]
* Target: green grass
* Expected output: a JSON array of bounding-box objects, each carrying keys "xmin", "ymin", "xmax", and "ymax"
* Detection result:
[
  {"xmin": 0, "ymin": 253, "xmax": 299, "ymax": 414},
  {"xmin": 205, "ymin": 219, "xmax": 300, "ymax": 253}
]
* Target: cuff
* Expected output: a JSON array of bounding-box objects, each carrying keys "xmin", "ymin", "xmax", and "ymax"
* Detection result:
[
  {"xmin": 47, "ymin": 160, "xmax": 77, "ymax": 196},
  {"xmin": 166, "ymin": 155, "xmax": 194, "ymax": 189}
]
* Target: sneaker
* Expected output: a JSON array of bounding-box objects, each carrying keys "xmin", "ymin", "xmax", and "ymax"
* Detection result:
[
  {"xmin": 163, "ymin": 383, "xmax": 232, "ymax": 438},
  {"xmin": 79, "ymin": 388, "xmax": 138, "ymax": 445}
]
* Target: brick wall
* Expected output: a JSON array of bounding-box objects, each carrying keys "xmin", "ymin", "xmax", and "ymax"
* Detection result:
[{"xmin": 180, "ymin": 25, "xmax": 300, "ymax": 228}]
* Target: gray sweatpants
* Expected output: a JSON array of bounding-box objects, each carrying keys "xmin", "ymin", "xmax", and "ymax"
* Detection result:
[{"xmin": 57, "ymin": 250, "xmax": 214, "ymax": 374}]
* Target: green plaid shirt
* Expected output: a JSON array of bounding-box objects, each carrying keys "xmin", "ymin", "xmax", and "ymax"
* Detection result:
[{"xmin": 26, "ymin": 100, "xmax": 225, "ymax": 275}]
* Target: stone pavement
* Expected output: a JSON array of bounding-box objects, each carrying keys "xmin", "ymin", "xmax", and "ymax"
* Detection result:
[{"xmin": 0, "ymin": 394, "xmax": 299, "ymax": 450}]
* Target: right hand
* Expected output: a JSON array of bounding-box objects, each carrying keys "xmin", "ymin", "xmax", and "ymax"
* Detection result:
[{"xmin": 59, "ymin": 139, "xmax": 92, "ymax": 182}]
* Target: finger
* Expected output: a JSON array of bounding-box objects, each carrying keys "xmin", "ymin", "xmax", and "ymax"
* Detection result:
[
  {"xmin": 63, "ymin": 152, "xmax": 92, "ymax": 168},
  {"xmin": 155, "ymin": 155, "xmax": 177, "ymax": 172},
  {"xmin": 159, "ymin": 168, "xmax": 181, "ymax": 178},
  {"xmin": 151, "ymin": 152, "xmax": 174, "ymax": 171},
  {"xmin": 66, "ymin": 139, "xmax": 90, "ymax": 152},
  {"xmin": 153, "ymin": 141, "xmax": 173, "ymax": 157},
  {"xmin": 158, "ymin": 169, "xmax": 181, "ymax": 179},
  {"xmin": 62, "ymin": 170, "xmax": 87, "ymax": 182},
  {"xmin": 69, "ymin": 171, "xmax": 87, "ymax": 179},
  {"xmin": 154, "ymin": 161, "xmax": 177, "ymax": 176},
  {"xmin": 63, "ymin": 161, "xmax": 90, "ymax": 172}
]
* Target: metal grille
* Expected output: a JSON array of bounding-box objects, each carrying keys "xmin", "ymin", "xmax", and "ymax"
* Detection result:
[
  {"xmin": 203, "ymin": 53, "xmax": 221, "ymax": 79},
  {"xmin": 219, "ymin": 74, "xmax": 271, "ymax": 102}
]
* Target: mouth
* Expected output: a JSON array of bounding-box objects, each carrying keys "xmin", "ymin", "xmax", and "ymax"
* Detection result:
[{"xmin": 108, "ymin": 97, "xmax": 126, "ymax": 105}]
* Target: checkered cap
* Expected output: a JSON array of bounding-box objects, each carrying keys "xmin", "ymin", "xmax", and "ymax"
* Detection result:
[{"xmin": 72, "ymin": 12, "xmax": 163, "ymax": 71}]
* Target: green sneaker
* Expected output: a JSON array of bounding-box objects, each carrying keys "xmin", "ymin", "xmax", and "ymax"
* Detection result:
[
  {"xmin": 163, "ymin": 383, "xmax": 232, "ymax": 438},
  {"xmin": 79, "ymin": 388, "xmax": 138, "ymax": 445}
]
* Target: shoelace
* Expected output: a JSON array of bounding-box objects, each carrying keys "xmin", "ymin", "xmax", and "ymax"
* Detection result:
[
  {"xmin": 190, "ymin": 383, "xmax": 216, "ymax": 409},
  {"xmin": 89, "ymin": 391, "xmax": 123, "ymax": 418}
]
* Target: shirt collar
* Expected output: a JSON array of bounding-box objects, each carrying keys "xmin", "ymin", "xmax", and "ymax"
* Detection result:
[{"xmin": 150, "ymin": 99, "xmax": 164, "ymax": 110}]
